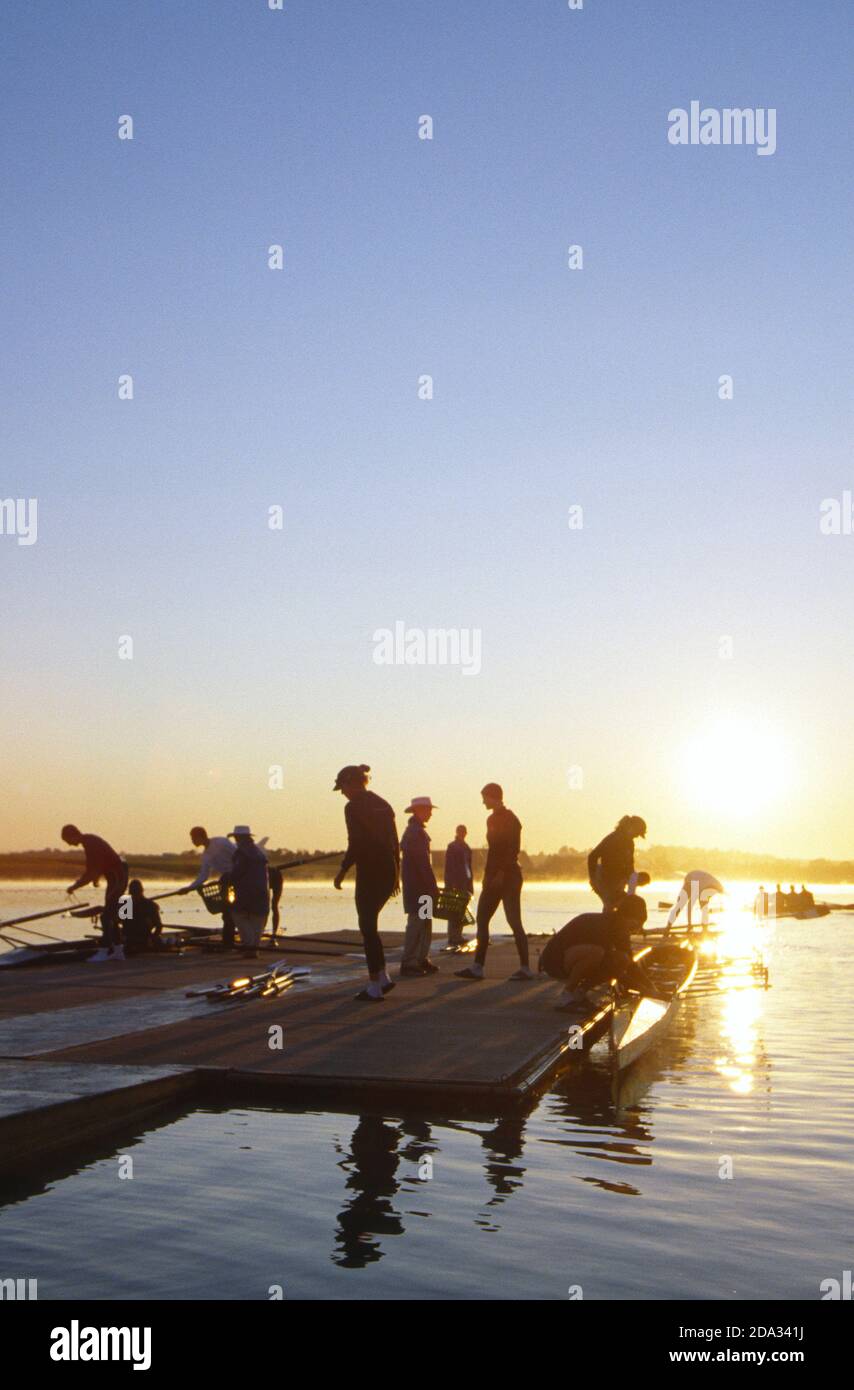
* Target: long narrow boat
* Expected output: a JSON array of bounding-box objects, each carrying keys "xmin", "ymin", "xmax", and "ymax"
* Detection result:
[
  {"xmin": 758, "ymin": 903, "xmax": 831, "ymax": 922},
  {"xmin": 0, "ymin": 922, "xmax": 219, "ymax": 969},
  {"xmin": 609, "ymin": 940, "xmax": 697, "ymax": 1073}
]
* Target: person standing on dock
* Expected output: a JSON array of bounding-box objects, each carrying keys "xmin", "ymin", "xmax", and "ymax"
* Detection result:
[
  {"xmin": 333, "ymin": 764, "xmax": 400, "ymax": 1002},
  {"xmin": 179, "ymin": 826, "xmax": 237, "ymax": 949},
  {"xmin": 62, "ymin": 824, "xmax": 128, "ymax": 961},
  {"xmin": 226, "ymin": 825, "xmax": 269, "ymax": 959},
  {"xmin": 399, "ymin": 797, "xmax": 440, "ymax": 977},
  {"xmin": 587, "ymin": 815, "xmax": 647, "ymax": 911},
  {"xmin": 269, "ymin": 864, "xmax": 284, "ymax": 937},
  {"xmin": 444, "ymin": 824, "xmax": 473, "ymax": 947},
  {"xmin": 455, "ymin": 783, "xmax": 533, "ymax": 981}
]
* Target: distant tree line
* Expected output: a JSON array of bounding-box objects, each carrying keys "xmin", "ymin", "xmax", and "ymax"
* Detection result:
[{"xmin": 3, "ymin": 844, "xmax": 854, "ymax": 884}]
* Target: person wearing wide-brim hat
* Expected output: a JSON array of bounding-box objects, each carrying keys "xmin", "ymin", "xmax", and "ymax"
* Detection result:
[
  {"xmin": 224, "ymin": 825, "xmax": 270, "ymax": 959},
  {"xmin": 332, "ymin": 765, "xmax": 400, "ymax": 1001},
  {"xmin": 399, "ymin": 798, "xmax": 440, "ymax": 978}
]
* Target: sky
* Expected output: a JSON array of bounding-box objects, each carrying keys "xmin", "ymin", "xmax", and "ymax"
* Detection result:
[{"xmin": 1, "ymin": 0, "xmax": 852, "ymax": 859}]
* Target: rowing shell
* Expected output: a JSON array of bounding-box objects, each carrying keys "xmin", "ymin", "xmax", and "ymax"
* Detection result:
[{"xmin": 610, "ymin": 941, "xmax": 697, "ymax": 1073}]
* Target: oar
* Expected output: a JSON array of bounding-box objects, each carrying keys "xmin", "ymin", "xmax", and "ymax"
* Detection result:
[
  {"xmin": 2, "ymin": 922, "xmax": 68, "ymax": 942},
  {"xmin": 271, "ymin": 852, "xmax": 341, "ymax": 872},
  {"xmin": 0, "ymin": 931, "xmax": 33, "ymax": 949},
  {"xmin": 70, "ymin": 884, "xmax": 191, "ymax": 920},
  {"xmin": 0, "ymin": 902, "xmax": 91, "ymax": 930}
]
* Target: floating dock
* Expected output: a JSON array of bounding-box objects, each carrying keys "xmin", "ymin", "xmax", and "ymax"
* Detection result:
[{"xmin": 0, "ymin": 931, "xmax": 614, "ymax": 1176}]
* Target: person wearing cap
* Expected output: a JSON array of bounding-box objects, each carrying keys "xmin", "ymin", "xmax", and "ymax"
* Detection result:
[
  {"xmin": 443, "ymin": 824, "xmax": 473, "ymax": 948},
  {"xmin": 225, "ymin": 825, "xmax": 270, "ymax": 959},
  {"xmin": 399, "ymin": 797, "xmax": 440, "ymax": 977},
  {"xmin": 455, "ymin": 783, "xmax": 533, "ymax": 981},
  {"xmin": 587, "ymin": 815, "xmax": 647, "ymax": 912},
  {"xmin": 333, "ymin": 764, "xmax": 400, "ymax": 1001},
  {"xmin": 179, "ymin": 826, "xmax": 238, "ymax": 949}
]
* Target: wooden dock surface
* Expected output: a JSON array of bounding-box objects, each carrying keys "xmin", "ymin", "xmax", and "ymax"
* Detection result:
[{"xmin": 0, "ymin": 931, "xmax": 612, "ymax": 1174}]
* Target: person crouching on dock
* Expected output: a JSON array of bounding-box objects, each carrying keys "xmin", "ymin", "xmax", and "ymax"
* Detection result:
[
  {"xmin": 456, "ymin": 782, "xmax": 533, "ymax": 981},
  {"xmin": 333, "ymin": 764, "xmax": 400, "ymax": 1002},
  {"xmin": 399, "ymin": 797, "xmax": 440, "ymax": 977},
  {"xmin": 122, "ymin": 880, "xmax": 164, "ymax": 956},
  {"xmin": 539, "ymin": 896, "xmax": 654, "ymax": 1009},
  {"xmin": 62, "ymin": 824, "xmax": 129, "ymax": 962}
]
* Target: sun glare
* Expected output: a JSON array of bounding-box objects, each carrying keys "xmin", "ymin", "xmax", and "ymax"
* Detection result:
[{"xmin": 677, "ymin": 717, "xmax": 790, "ymax": 819}]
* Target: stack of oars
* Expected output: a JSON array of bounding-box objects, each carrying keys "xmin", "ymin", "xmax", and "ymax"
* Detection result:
[{"xmin": 186, "ymin": 963, "xmax": 311, "ymax": 1003}]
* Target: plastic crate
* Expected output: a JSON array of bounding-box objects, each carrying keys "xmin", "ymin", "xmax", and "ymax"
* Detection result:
[
  {"xmin": 198, "ymin": 880, "xmax": 234, "ymax": 915},
  {"xmin": 432, "ymin": 888, "xmax": 474, "ymax": 924}
]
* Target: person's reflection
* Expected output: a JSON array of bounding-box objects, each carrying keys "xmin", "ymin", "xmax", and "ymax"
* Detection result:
[
  {"xmin": 398, "ymin": 1115, "xmax": 435, "ymax": 1176},
  {"xmin": 478, "ymin": 1114, "xmax": 527, "ymax": 1202},
  {"xmin": 333, "ymin": 1115, "xmax": 404, "ymax": 1268}
]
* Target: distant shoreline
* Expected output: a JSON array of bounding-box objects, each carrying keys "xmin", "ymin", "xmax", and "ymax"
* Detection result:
[{"xmin": 2, "ymin": 847, "xmax": 854, "ymax": 884}]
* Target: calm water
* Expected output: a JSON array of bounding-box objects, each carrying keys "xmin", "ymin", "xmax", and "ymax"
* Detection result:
[{"xmin": 1, "ymin": 881, "xmax": 852, "ymax": 1299}]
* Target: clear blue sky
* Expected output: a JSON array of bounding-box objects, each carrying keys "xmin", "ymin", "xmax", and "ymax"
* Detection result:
[{"xmin": 1, "ymin": 1, "xmax": 852, "ymax": 858}]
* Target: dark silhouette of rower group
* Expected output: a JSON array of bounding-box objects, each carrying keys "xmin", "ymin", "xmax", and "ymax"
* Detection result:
[{"xmin": 61, "ymin": 767, "xmax": 654, "ymax": 1002}]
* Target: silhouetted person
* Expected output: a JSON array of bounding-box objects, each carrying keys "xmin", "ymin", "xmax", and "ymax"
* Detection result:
[
  {"xmin": 773, "ymin": 883, "xmax": 785, "ymax": 916},
  {"xmin": 333, "ymin": 764, "xmax": 400, "ymax": 1001},
  {"xmin": 539, "ymin": 896, "xmax": 654, "ymax": 1008},
  {"xmin": 444, "ymin": 824, "xmax": 473, "ymax": 947},
  {"xmin": 588, "ymin": 815, "xmax": 647, "ymax": 911},
  {"xmin": 226, "ymin": 824, "xmax": 269, "ymax": 959},
  {"xmin": 456, "ymin": 783, "xmax": 532, "ymax": 981},
  {"xmin": 180, "ymin": 825, "xmax": 237, "ymax": 949},
  {"xmin": 269, "ymin": 865, "xmax": 284, "ymax": 936},
  {"xmin": 754, "ymin": 885, "xmax": 769, "ymax": 918},
  {"xmin": 665, "ymin": 869, "xmax": 724, "ymax": 934},
  {"xmin": 62, "ymin": 824, "xmax": 128, "ymax": 960},
  {"xmin": 122, "ymin": 880, "xmax": 163, "ymax": 955},
  {"xmin": 399, "ymin": 797, "xmax": 439, "ymax": 977}
]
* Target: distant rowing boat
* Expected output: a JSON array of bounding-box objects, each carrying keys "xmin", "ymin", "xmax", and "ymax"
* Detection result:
[{"xmin": 758, "ymin": 904, "xmax": 831, "ymax": 922}]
